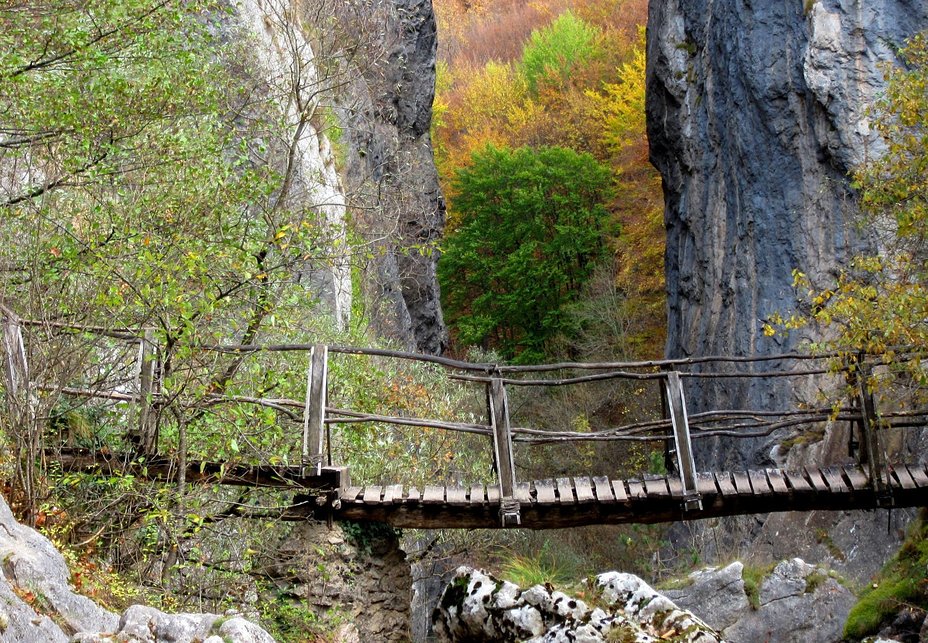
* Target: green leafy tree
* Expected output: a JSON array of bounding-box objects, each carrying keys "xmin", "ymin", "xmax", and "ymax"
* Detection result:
[
  {"xmin": 439, "ymin": 144, "xmax": 613, "ymax": 363},
  {"xmin": 519, "ymin": 10, "xmax": 602, "ymax": 95}
]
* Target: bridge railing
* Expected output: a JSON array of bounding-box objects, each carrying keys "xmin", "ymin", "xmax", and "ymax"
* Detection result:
[{"xmin": 3, "ymin": 305, "xmax": 926, "ymax": 524}]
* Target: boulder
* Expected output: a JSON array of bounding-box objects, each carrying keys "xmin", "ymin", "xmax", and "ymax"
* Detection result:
[
  {"xmin": 668, "ymin": 558, "xmax": 856, "ymax": 643},
  {"xmin": 433, "ymin": 566, "xmax": 724, "ymax": 642},
  {"xmin": 0, "ymin": 493, "xmax": 275, "ymax": 642}
]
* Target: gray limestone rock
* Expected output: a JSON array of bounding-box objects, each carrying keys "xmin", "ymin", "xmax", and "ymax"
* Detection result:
[
  {"xmin": 646, "ymin": 0, "xmax": 928, "ymax": 580},
  {"xmin": 0, "ymin": 493, "xmax": 275, "ymax": 642},
  {"xmin": 666, "ymin": 558, "xmax": 856, "ymax": 643},
  {"xmin": 323, "ymin": 0, "xmax": 448, "ymax": 355},
  {"xmin": 0, "ymin": 491, "xmax": 118, "ymax": 637},
  {"xmin": 646, "ymin": 0, "xmax": 928, "ymax": 462},
  {"xmin": 664, "ymin": 562, "xmax": 749, "ymax": 631}
]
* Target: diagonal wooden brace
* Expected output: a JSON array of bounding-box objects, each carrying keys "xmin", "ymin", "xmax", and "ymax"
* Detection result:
[
  {"xmin": 488, "ymin": 376, "xmax": 520, "ymax": 526},
  {"xmin": 664, "ymin": 371, "xmax": 702, "ymax": 512}
]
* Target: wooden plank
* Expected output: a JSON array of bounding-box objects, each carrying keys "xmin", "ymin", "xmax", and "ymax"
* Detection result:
[
  {"xmin": 487, "ymin": 485, "xmax": 501, "ymax": 503},
  {"xmin": 843, "ymin": 465, "xmax": 870, "ymax": 491},
  {"xmin": 592, "ymin": 476, "xmax": 615, "ymax": 503},
  {"xmin": 137, "ymin": 328, "xmax": 157, "ymax": 455},
  {"xmin": 784, "ymin": 469, "xmax": 812, "ymax": 493},
  {"xmin": 667, "ymin": 476, "xmax": 684, "ymax": 498},
  {"xmin": 627, "ymin": 480, "xmax": 646, "ymax": 500},
  {"xmin": 611, "ymin": 479, "xmax": 629, "ymax": 503},
  {"xmin": 556, "ymin": 477, "xmax": 576, "ymax": 504},
  {"xmin": 644, "ymin": 476, "xmax": 670, "ymax": 497},
  {"xmin": 340, "ymin": 486, "xmax": 363, "ymax": 502},
  {"xmin": 664, "ymin": 371, "xmax": 698, "ymax": 496},
  {"xmin": 892, "ymin": 466, "xmax": 917, "ymax": 490},
  {"xmin": 447, "ymin": 485, "xmax": 468, "ymax": 506},
  {"xmin": 821, "ymin": 467, "xmax": 848, "ymax": 493},
  {"xmin": 906, "ymin": 464, "xmax": 928, "ymax": 488},
  {"xmin": 696, "ymin": 472, "xmax": 717, "ymax": 496},
  {"xmin": 363, "ymin": 486, "xmax": 383, "ymax": 504},
  {"xmin": 731, "ymin": 471, "xmax": 753, "ymax": 496},
  {"xmin": 469, "ymin": 484, "xmax": 486, "ymax": 505},
  {"xmin": 514, "ymin": 482, "xmax": 532, "ymax": 503},
  {"xmin": 535, "ymin": 479, "xmax": 557, "ymax": 504},
  {"xmin": 423, "ymin": 485, "xmax": 445, "ymax": 504},
  {"xmin": 381, "ymin": 485, "xmax": 396, "ymax": 504},
  {"xmin": 765, "ymin": 469, "xmax": 789, "ymax": 494},
  {"xmin": 715, "ymin": 472, "xmax": 737, "ymax": 497},
  {"xmin": 574, "ymin": 477, "xmax": 596, "ymax": 503},
  {"xmin": 387, "ymin": 484, "xmax": 403, "ymax": 504},
  {"xmin": 748, "ymin": 470, "xmax": 772, "ymax": 496},
  {"xmin": 405, "ymin": 487, "xmax": 421, "ymax": 503},
  {"xmin": 805, "ymin": 467, "xmax": 830, "ymax": 493}
]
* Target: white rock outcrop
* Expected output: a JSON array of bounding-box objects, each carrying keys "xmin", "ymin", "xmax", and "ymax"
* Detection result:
[{"xmin": 433, "ymin": 566, "xmax": 724, "ymax": 642}]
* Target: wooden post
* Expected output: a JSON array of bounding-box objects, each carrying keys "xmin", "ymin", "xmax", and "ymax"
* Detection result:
[
  {"xmin": 664, "ymin": 371, "xmax": 701, "ymax": 511},
  {"xmin": 659, "ymin": 367, "xmax": 676, "ymax": 473},
  {"xmin": 1, "ymin": 308, "xmax": 39, "ymax": 524},
  {"xmin": 488, "ymin": 375, "xmax": 519, "ymax": 526},
  {"xmin": 137, "ymin": 328, "xmax": 158, "ymax": 455},
  {"xmin": 302, "ymin": 344, "xmax": 328, "ymax": 477},
  {"xmin": 855, "ymin": 356, "xmax": 891, "ymax": 506},
  {"xmin": 1, "ymin": 313, "xmax": 29, "ymax": 404}
]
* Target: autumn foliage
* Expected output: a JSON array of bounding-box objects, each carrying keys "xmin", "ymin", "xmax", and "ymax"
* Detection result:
[{"xmin": 432, "ymin": 0, "xmax": 664, "ymax": 361}]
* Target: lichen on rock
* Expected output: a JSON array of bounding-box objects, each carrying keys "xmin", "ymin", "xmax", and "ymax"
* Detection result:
[{"xmin": 433, "ymin": 566, "xmax": 724, "ymax": 642}]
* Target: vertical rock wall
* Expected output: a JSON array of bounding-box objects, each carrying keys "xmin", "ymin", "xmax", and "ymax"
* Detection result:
[
  {"xmin": 647, "ymin": 0, "xmax": 928, "ymax": 465},
  {"xmin": 269, "ymin": 522, "xmax": 412, "ymax": 641},
  {"xmin": 237, "ymin": 0, "xmax": 354, "ymax": 330},
  {"xmin": 646, "ymin": 0, "xmax": 928, "ymax": 577},
  {"xmin": 326, "ymin": 0, "xmax": 449, "ymax": 355}
]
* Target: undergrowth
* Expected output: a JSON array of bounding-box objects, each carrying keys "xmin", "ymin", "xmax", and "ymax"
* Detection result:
[{"xmin": 843, "ymin": 509, "xmax": 928, "ymax": 640}]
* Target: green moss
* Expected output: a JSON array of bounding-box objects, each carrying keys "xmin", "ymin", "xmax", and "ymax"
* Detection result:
[
  {"xmin": 742, "ymin": 563, "xmax": 776, "ymax": 611},
  {"xmin": 843, "ymin": 510, "xmax": 928, "ymax": 640}
]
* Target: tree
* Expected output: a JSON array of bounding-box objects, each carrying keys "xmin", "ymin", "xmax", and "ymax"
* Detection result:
[
  {"xmin": 519, "ymin": 10, "xmax": 602, "ymax": 95},
  {"xmin": 439, "ymin": 145, "xmax": 613, "ymax": 362}
]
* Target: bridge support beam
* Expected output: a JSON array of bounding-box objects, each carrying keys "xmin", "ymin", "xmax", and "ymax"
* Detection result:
[
  {"xmin": 137, "ymin": 328, "xmax": 159, "ymax": 456},
  {"xmin": 488, "ymin": 376, "xmax": 519, "ymax": 526},
  {"xmin": 664, "ymin": 372, "xmax": 701, "ymax": 512},
  {"xmin": 855, "ymin": 357, "xmax": 892, "ymax": 507},
  {"xmin": 302, "ymin": 344, "xmax": 329, "ymax": 477}
]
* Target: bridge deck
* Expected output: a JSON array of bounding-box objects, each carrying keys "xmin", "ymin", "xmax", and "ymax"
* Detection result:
[{"xmin": 327, "ymin": 463, "xmax": 928, "ymax": 529}]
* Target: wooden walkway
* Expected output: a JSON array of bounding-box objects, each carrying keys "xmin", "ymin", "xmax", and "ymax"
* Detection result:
[
  {"xmin": 324, "ymin": 463, "xmax": 928, "ymax": 529},
  {"xmin": 7, "ymin": 311, "xmax": 928, "ymax": 531}
]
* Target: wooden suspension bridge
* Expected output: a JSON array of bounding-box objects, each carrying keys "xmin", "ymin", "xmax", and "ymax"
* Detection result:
[{"xmin": 3, "ymin": 308, "xmax": 928, "ymax": 529}]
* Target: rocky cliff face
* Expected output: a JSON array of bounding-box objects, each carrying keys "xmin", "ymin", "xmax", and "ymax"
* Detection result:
[
  {"xmin": 647, "ymin": 0, "xmax": 928, "ymax": 459},
  {"xmin": 646, "ymin": 0, "xmax": 928, "ymax": 577},
  {"xmin": 322, "ymin": 0, "xmax": 448, "ymax": 355}
]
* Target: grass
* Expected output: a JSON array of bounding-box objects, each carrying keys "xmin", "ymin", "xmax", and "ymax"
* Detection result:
[
  {"xmin": 843, "ymin": 509, "xmax": 928, "ymax": 640},
  {"xmin": 741, "ymin": 563, "xmax": 776, "ymax": 610},
  {"xmin": 499, "ymin": 540, "xmax": 573, "ymax": 588}
]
